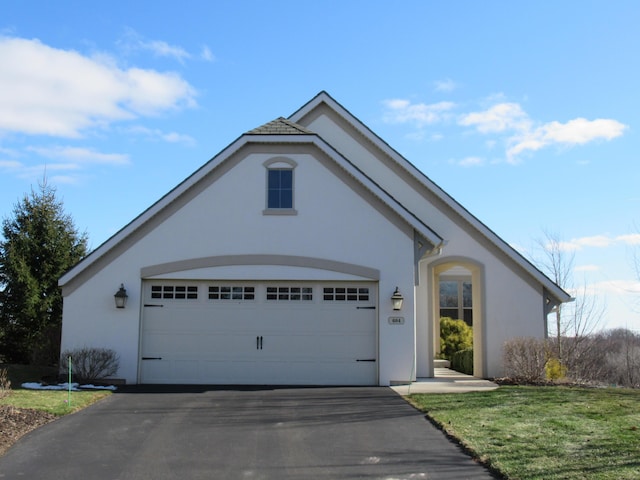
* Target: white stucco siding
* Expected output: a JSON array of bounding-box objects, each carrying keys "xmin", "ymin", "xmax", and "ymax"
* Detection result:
[
  {"xmin": 139, "ymin": 151, "xmax": 406, "ymax": 265},
  {"xmin": 481, "ymin": 258, "xmax": 546, "ymax": 377},
  {"xmin": 61, "ymin": 148, "xmax": 418, "ymax": 385},
  {"xmin": 60, "ymin": 260, "xmax": 144, "ymax": 383},
  {"xmin": 300, "ymin": 112, "xmax": 450, "ymax": 234}
]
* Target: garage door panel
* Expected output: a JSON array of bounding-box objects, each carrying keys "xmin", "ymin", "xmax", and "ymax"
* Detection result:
[
  {"xmin": 261, "ymin": 333, "xmax": 375, "ymax": 358},
  {"xmin": 144, "ymin": 334, "xmax": 374, "ymax": 365},
  {"xmin": 143, "ymin": 332, "xmax": 257, "ymax": 355},
  {"xmin": 141, "ymin": 281, "xmax": 377, "ymax": 385}
]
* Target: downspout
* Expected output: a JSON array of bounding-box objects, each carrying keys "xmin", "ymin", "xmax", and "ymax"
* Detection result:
[{"xmin": 414, "ymin": 230, "xmax": 445, "ymax": 285}]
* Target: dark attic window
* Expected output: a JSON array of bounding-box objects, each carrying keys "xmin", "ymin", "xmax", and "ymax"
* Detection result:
[{"xmin": 267, "ymin": 169, "xmax": 293, "ymax": 209}]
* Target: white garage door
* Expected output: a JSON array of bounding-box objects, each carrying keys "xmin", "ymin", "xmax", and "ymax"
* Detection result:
[{"xmin": 140, "ymin": 281, "xmax": 377, "ymax": 385}]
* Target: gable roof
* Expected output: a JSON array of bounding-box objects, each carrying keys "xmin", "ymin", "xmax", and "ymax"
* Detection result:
[
  {"xmin": 289, "ymin": 91, "xmax": 572, "ymax": 305},
  {"xmin": 59, "ymin": 91, "xmax": 570, "ymax": 306},
  {"xmin": 59, "ymin": 110, "xmax": 443, "ymax": 292}
]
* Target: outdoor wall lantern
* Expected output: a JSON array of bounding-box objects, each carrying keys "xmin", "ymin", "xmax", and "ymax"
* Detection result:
[
  {"xmin": 114, "ymin": 284, "xmax": 128, "ymax": 309},
  {"xmin": 391, "ymin": 286, "xmax": 404, "ymax": 311}
]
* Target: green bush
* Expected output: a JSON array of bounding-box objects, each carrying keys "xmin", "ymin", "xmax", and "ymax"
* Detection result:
[
  {"xmin": 451, "ymin": 348, "xmax": 474, "ymax": 375},
  {"xmin": 440, "ymin": 317, "xmax": 473, "ymax": 360}
]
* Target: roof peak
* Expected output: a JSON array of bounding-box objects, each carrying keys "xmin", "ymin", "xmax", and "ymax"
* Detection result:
[{"xmin": 246, "ymin": 117, "xmax": 313, "ymax": 135}]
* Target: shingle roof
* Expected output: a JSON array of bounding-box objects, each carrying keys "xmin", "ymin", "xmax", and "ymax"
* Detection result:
[{"xmin": 246, "ymin": 117, "xmax": 314, "ymax": 135}]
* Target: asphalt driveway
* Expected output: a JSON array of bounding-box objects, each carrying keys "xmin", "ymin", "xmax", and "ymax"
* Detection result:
[{"xmin": 0, "ymin": 386, "xmax": 498, "ymax": 479}]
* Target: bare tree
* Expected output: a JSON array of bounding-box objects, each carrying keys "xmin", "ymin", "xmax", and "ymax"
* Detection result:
[
  {"xmin": 532, "ymin": 230, "xmax": 604, "ymax": 369},
  {"xmin": 534, "ymin": 230, "xmax": 575, "ymax": 358},
  {"xmin": 597, "ymin": 328, "xmax": 640, "ymax": 387}
]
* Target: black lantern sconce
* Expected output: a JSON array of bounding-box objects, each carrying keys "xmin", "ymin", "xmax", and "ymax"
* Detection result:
[
  {"xmin": 391, "ymin": 286, "xmax": 404, "ymax": 311},
  {"xmin": 114, "ymin": 284, "xmax": 128, "ymax": 309}
]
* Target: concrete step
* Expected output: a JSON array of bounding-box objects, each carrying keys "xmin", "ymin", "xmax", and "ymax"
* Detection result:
[{"xmin": 434, "ymin": 358, "xmax": 450, "ymax": 368}]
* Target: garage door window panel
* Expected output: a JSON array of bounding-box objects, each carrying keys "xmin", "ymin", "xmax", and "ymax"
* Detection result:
[
  {"xmin": 208, "ymin": 286, "xmax": 255, "ymax": 301},
  {"xmin": 323, "ymin": 287, "xmax": 370, "ymax": 302},
  {"xmin": 266, "ymin": 286, "xmax": 313, "ymax": 301},
  {"xmin": 151, "ymin": 285, "xmax": 198, "ymax": 300}
]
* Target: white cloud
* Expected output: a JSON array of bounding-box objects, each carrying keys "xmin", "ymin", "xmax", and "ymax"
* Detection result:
[
  {"xmin": 454, "ymin": 156, "xmax": 484, "ymax": 167},
  {"xmin": 575, "ymin": 264, "xmax": 600, "ymax": 272},
  {"xmin": 455, "ymin": 100, "xmax": 627, "ymax": 163},
  {"xmin": 48, "ymin": 174, "xmax": 86, "ymax": 185},
  {"xmin": 0, "ymin": 36, "xmax": 197, "ymax": 138},
  {"xmin": 27, "ymin": 146, "xmax": 130, "ymax": 165},
  {"xmin": 459, "ymin": 103, "xmax": 531, "ymax": 134},
  {"xmin": 0, "ymin": 159, "xmax": 22, "ymax": 170},
  {"xmin": 201, "ymin": 45, "xmax": 215, "ymax": 62},
  {"xmin": 556, "ymin": 234, "xmax": 640, "ymax": 251},
  {"xmin": 586, "ymin": 280, "xmax": 640, "ymax": 296},
  {"xmin": 0, "ymin": 159, "xmax": 80, "ymax": 183},
  {"xmin": 557, "ymin": 235, "xmax": 615, "ymax": 251},
  {"xmin": 0, "ymin": 145, "xmax": 131, "ymax": 184},
  {"xmin": 118, "ymin": 29, "xmax": 215, "ymax": 64},
  {"xmin": 382, "ymin": 99, "xmax": 455, "ymax": 127},
  {"xmin": 143, "ymin": 39, "xmax": 191, "ymax": 63},
  {"xmin": 616, "ymin": 234, "xmax": 640, "ymax": 245},
  {"xmin": 434, "ymin": 78, "xmax": 457, "ymax": 92},
  {"xmin": 507, "ymin": 117, "xmax": 627, "ymax": 161},
  {"xmin": 542, "ymin": 118, "xmax": 626, "ymax": 144},
  {"xmin": 118, "ymin": 28, "xmax": 191, "ymax": 63},
  {"xmin": 162, "ymin": 132, "xmax": 196, "ymax": 145},
  {"xmin": 125, "ymin": 125, "xmax": 195, "ymax": 146}
]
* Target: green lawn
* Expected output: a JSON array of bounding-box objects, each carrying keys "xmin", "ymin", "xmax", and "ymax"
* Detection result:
[
  {"xmin": 1, "ymin": 364, "xmax": 112, "ymax": 416},
  {"xmin": 1, "ymin": 389, "xmax": 112, "ymax": 416},
  {"xmin": 408, "ymin": 386, "xmax": 640, "ymax": 480}
]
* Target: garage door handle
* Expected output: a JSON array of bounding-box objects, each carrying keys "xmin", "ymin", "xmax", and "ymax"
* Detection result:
[
  {"xmin": 144, "ymin": 304, "xmax": 164, "ymax": 308},
  {"xmin": 256, "ymin": 336, "xmax": 263, "ymax": 350},
  {"xmin": 356, "ymin": 358, "xmax": 376, "ymax": 362},
  {"xmin": 142, "ymin": 357, "xmax": 163, "ymax": 360},
  {"xmin": 357, "ymin": 306, "xmax": 376, "ymax": 310}
]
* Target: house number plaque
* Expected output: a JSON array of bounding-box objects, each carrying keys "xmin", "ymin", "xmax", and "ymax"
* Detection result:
[{"xmin": 388, "ymin": 316, "xmax": 404, "ymax": 325}]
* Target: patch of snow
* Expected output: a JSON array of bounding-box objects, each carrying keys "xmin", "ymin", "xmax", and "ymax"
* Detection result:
[
  {"xmin": 21, "ymin": 382, "xmax": 116, "ymax": 391},
  {"xmin": 79, "ymin": 384, "xmax": 117, "ymax": 391}
]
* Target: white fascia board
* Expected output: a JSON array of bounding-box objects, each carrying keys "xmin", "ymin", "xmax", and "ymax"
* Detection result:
[{"xmin": 290, "ymin": 92, "xmax": 570, "ymax": 303}]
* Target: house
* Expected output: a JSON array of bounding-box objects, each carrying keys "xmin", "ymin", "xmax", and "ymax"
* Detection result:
[{"xmin": 59, "ymin": 91, "xmax": 571, "ymax": 386}]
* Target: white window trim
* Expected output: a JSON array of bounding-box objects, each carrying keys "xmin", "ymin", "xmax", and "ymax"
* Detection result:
[{"xmin": 263, "ymin": 157, "xmax": 298, "ymax": 215}]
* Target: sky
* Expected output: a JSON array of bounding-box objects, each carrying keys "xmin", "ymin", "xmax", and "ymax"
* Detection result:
[{"xmin": 1, "ymin": 1, "xmax": 639, "ymax": 333}]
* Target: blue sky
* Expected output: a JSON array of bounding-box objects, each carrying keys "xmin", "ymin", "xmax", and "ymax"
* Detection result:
[{"xmin": 1, "ymin": 1, "xmax": 639, "ymax": 332}]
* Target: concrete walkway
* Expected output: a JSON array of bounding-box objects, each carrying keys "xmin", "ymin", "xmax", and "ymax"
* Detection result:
[{"xmin": 391, "ymin": 368, "xmax": 499, "ymax": 395}]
